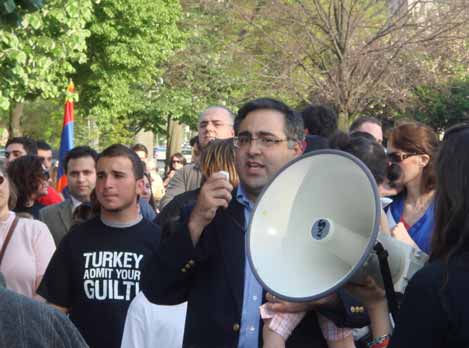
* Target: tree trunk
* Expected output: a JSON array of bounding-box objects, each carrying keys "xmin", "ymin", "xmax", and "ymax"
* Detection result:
[
  {"xmin": 338, "ymin": 111, "xmax": 349, "ymax": 131},
  {"xmin": 9, "ymin": 102, "xmax": 24, "ymax": 137},
  {"xmin": 165, "ymin": 115, "xmax": 184, "ymax": 172}
]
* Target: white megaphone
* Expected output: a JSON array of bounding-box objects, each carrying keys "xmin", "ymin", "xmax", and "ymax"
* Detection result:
[{"xmin": 247, "ymin": 150, "xmax": 428, "ymax": 304}]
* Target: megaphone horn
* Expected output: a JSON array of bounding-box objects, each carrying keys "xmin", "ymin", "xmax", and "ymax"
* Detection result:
[{"xmin": 247, "ymin": 150, "xmax": 428, "ymax": 304}]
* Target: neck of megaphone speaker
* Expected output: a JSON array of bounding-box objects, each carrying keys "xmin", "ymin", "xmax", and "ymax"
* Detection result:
[{"xmin": 350, "ymin": 232, "xmax": 428, "ymax": 321}]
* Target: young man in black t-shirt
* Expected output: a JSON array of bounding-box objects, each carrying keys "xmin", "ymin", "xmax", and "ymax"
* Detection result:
[{"xmin": 38, "ymin": 144, "xmax": 161, "ymax": 348}]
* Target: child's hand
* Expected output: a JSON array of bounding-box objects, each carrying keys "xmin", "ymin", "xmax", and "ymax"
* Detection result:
[{"xmin": 262, "ymin": 321, "xmax": 286, "ymax": 348}]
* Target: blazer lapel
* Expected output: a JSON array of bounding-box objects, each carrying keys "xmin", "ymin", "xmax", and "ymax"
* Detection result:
[
  {"xmin": 57, "ymin": 200, "xmax": 74, "ymax": 233},
  {"xmin": 216, "ymin": 196, "xmax": 246, "ymax": 314}
]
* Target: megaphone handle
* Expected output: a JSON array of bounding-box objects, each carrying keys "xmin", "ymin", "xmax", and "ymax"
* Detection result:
[{"xmin": 374, "ymin": 242, "xmax": 399, "ymax": 324}]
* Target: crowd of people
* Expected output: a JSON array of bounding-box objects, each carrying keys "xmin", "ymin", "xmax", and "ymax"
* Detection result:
[{"xmin": 0, "ymin": 98, "xmax": 468, "ymax": 348}]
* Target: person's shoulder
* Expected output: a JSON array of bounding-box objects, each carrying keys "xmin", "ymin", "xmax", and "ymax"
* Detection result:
[
  {"xmin": 65, "ymin": 216, "xmax": 101, "ymax": 239},
  {"xmin": 18, "ymin": 216, "xmax": 51, "ymax": 232},
  {"xmin": 39, "ymin": 200, "xmax": 71, "ymax": 216},
  {"xmin": 137, "ymin": 219, "xmax": 161, "ymax": 239},
  {"xmin": 409, "ymin": 259, "xmax": 445, "ymax": 289},
  {"xmin": 0, "ymin": 287, "xmax": 87, "ymax": 346}
]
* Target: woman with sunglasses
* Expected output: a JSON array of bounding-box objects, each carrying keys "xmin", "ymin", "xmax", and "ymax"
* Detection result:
[
  {"xmin": 386, "ymin": 122, "xmax": 439, "ymax": 253},
  {"xmin": 163, "ymin": 153, "xmax": 187, "ymax": 188},
  {"xmin": 0, "ymin": 166, "xmax": 55, "ymax": 300},
  {"xmin": 348, "ymin": 123, "xmax": 469, "ymax": 348},
  {"xmin": 6, "ymin": 155, "xmax": 50, "ymax": 219}
]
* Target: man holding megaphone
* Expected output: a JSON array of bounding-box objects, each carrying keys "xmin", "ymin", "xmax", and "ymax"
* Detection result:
[{"xmin": 141, "ymin": 98, "xmax": 368, "ymax": 348}]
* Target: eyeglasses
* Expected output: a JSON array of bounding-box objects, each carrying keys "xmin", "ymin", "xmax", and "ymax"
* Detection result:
[
  {"xmin": 387, "ymin": 152, "xmax": 420, "ymax": 163},
  {"xmin": 172, "ymin": 160, "xmax": 182, "ymax": 164},
  {"xmin": 233, "ymin": 134, "xmax": 293, "ymax": 149}
]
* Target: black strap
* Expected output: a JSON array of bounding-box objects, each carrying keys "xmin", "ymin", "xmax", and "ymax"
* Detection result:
[
  {"xmin": 0, "ymin": 216, "xmax": 19, "ymax": 267},
  {"xmin": 374, "ymin": 242, "xmax": 400, "ymax": 323}
]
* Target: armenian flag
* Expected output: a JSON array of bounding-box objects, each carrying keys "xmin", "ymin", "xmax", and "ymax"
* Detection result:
[{"xmin": 56, "ymin": 81, "xmax": 75, "ymax": 193}]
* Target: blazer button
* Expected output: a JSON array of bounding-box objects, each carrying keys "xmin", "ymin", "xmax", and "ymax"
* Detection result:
[
  {"xmin": 188, "ymin": 260, "xmax": 195, "ymax": 265},
  {"xmin": 233, "ymin": 323, "xmax": 240, "ymax": 332},
  {"xmin": 181, "ymin": 268, "xmax": 187, "ymax": 273}
]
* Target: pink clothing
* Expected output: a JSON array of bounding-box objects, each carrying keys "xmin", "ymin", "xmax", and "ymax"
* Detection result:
[
  {"xmin": 0, "ymin": 212, "xmax": 55, "ymax": 300},
  {"xmin": 260, "ymin": 304, "xmax": 353, "ymax": 342}
]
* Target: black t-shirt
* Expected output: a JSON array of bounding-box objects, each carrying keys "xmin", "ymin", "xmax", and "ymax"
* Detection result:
[{"xmin": 38, "ymin": 217, "xmax": 160, "ymax": 348}]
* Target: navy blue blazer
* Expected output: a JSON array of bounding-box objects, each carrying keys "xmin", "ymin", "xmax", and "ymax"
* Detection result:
[{"xmin": 142, "ymin": 193, "xmax": 368, "ymax": 347}]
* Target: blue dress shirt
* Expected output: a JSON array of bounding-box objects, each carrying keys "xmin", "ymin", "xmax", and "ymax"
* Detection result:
[
  {"xmin": 236, "ymin": 185, "xmax": 263, "ymax": 348},
  {"xmin": 389, "ymin": 194, "xmax": 435, "ymax": 253}
]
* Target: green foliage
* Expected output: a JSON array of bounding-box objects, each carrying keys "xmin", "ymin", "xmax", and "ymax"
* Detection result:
[
  {"xmin": 0, "ymin": 0, "xmax": 94, "ymax": 110},
  {"xmin": 73, "ymin": 0, "xmax": 184, "ymax": 146},
  {"xmin": 143, "ymin": 0, "xmax": 294, "ymax": 132},
  {"xmin": 401, "ymin": 77, "xmax": 469, "ymax": 131}
]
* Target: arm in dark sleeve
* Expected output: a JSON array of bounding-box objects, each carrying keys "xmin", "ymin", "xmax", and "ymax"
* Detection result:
[
  {"xmin": 389, "ymin": 269, "xmax": 447, "ymax": 348},
  {"xmin": 36, "ymin": 233, "xmax": 74, "ymax": 308},
  {"xmin": 140, "ymin": 219, "xmax": 209, "ymax": 305},
  {"xmin": 316, "ymin": 289, "xmax": 370, "ymax": 328}
]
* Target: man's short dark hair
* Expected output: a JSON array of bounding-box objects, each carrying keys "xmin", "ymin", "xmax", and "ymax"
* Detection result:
[
  {"xmin": 36, "ymin": 140, "xmax": 52, "ymax": 151},
  {"xmin": 301, "ymin": 105, "xmax": 338, "ymax": 138},
  {"xmin": 64, "ymin": 146, "xmax": 99, "ymax": 173},
  {"xmin": 235, "ymin": 98, "xmax": 304, "ymax": 142},
  {"xmin": 190, "ymin": 135, "xmax": 199, "ymax": 147},
  {"xmin": 5, "ymin": 137, "xmax": 37, "ymax": 155},
  {"xmin": 98, "ymin": 144, "xmax": 144, "ymax": 180},
  {"xmin": 130, "ymin": 143, "xmax": 148, "ymax": 157},
  {"xmin": 349, "ymin": 116, "xmax": 382, "ymax": 133}
]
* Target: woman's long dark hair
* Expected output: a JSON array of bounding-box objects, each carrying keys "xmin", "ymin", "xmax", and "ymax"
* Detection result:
[
  {"xmin": 6, "ymin": 155, "xmax": 46, "ymax": 210},
  {"xmin": 430, "ymin": 125, "xmax": 469, "ymax": 261}
]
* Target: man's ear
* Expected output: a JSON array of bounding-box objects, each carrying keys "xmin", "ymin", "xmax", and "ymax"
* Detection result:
[
  {"xmin": 292, "ymin": 141, "xmax": 304, "ymax": 157},
  {"xmin": 136, "ymin": 178, "xmax": 145, "ymax": 195}
]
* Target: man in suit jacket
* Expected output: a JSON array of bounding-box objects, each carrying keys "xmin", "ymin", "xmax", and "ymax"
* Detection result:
[
  {"xmin": 159, "ymin": 106, "xmax": 235, "ymax": 209},
  {"xmin": 40, "ymin": 146, "xmax": 98, "ymax": 246},
  {"xmin": 142, "ymin": 99, "xmax": 368, "ymax": 347}
]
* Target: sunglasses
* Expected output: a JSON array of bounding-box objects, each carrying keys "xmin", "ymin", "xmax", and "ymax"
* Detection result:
[
  {"xmin": 172, "ymin": 160, "xmax": 182, "ymax": 164},
  {"xmin": 387, "ymin": 152, "xmax": 420, "ymax": 163}
]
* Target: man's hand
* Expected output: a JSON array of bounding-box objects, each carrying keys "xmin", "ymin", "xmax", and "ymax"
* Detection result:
[
  {"xmin": 188, "ymin": 172, "xmax": 233, "ymax": 244},
  {"xmin": 345, "ymin": 276, "xmax": 386, "ymax": 310},
  {"xmin": 264, "ymin": 292, "xmax": 338, "ymax": 313}
]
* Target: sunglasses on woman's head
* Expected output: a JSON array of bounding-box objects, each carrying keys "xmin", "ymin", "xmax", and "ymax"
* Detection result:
[{"xmin": 387, "ymin": 152, "xmax": 420, "ymax": 163}]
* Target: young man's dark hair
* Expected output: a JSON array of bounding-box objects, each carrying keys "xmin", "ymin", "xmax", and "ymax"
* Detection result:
[
  {"xmin": 36, "ymin": 140, "xmax": 52, "ymax": 151},
  {"xmin": 235, "ymin": 97, "xmax": 304, "ymax": 142},
  {"xmin": 301, "ymin": 105, "xmax": 338, "ymax": 138},
  {"xmin": 5, "ymin": 137, "xmax": 38, "ymax": 155},
  {"xmin": 349, "ymin": 116, "xmax": 382, "ymax": 133},
  {"xmin": 130, "ymin": 143, "xmax": 148, "ymax": 157},
  {"xmin": 64, "ymin": 146, "xmax": 98, "ymax": 173},
  {"xmin": 98, "ymin": 144, "xmax": 144, "ymax": 180}
]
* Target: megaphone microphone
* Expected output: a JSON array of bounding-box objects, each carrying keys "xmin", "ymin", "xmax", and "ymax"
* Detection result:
[{"xmin": 247, "ymin": 150, "xmax": 427, "ymax": 320}]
